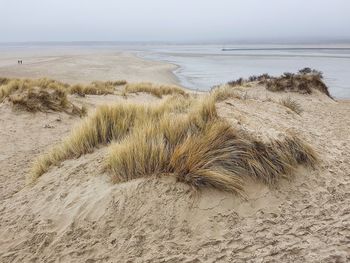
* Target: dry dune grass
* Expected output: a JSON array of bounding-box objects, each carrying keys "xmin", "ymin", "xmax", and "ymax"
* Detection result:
[
  {"xmin": 0, "ymin": 77, "xmax": 11, "ymax": 86},
  {"xmin": 70, "ymin": 84, "xmax": 111, "ymax": 96},
  {"xmin": 31, "ymin": 95, "xmax": 193, "ymax": 180},
  {"xmin": 280, "ymin": 97, "xmax": 303, "ymax": 115},
  {"xmin": 1, "ymin": 77, "xmax": 127, "ymax": 100},
  {"xmin": 107, "ymin": 102, "xmax": 317, "ymax": 195},
  {"xmin": 0, "ymin": 78, "xmax": 86, "ymax": 115},
  {"xmin": 31, "ymin": 92, "xmax": 318, "ymax": 195},
  {"xmin": 0, "ymin": 81, "xmax": 18, "ymax": 102},
  {"xmin": 125, "ymin": 82, "xmax": 187, "ymax": 98},
  {"xmin": 0, "ymin": 78, "xmax": 67, "ymax": 102},
  {"xmin": 210, "ymin": 85, "xmax": 242, "ymax": 102},
  {"xmin": 226, "ymin": 68, "xmax": 331, "ymax": 98},
  {"xmin": 70, "ymin": 80, "xmax": 127, "ymax": 96},
  {"xmin": 9, "ymin": 87, "xmax": 68, "ymax": 112}
]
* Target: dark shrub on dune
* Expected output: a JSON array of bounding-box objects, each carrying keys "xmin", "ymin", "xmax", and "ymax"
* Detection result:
[
  {"xmin": 265, "ymin": 69, "xmax": 331, "ymax": 97},
  {"xmin": 227, "ymin": 77, "xmax": 244, "ymax": 87},
  {"xmin": 257, "ymin": 73, "xmax": 271, "ymax": 81},
  {"xmin": 228, "ymin": 73, "xmax": 272, "ymax": 87},
  {"xmin": 298, "ymin": 67, "xmax": 312, "ymax": 74},
  {"xmin": 227, "ymin": 69, "xmax": 331, "ymax": 97}
]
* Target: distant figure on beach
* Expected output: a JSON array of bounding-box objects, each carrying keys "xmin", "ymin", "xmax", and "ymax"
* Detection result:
[{"xmin": 18, "ymin": 60, "xmax": 23, "ymax": 64}]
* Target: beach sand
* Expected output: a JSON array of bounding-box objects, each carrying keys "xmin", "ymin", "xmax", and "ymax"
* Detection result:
[
  {"xmin": 0, "ymin": 49, "xmax": 178, "ymax": 85},
  {"xmin": 0, "ymin": 52, "xmax": 349, "ymax": 262}
]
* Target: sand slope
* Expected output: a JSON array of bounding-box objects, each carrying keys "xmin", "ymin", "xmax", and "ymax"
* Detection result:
[{"xmin": 0, "ymin": 83, "xmax": 349, "ymax": 262}]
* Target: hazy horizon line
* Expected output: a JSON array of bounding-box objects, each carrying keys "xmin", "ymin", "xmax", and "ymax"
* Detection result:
[{"xmin": 1, "ymin": 38, "xmax": 350, "ymax": 46}]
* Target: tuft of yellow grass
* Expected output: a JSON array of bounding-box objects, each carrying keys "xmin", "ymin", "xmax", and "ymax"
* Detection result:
[
  {"xmin": 70, "ymin": 80, "xmax": 127, "ymax": 96},
  {"xmin": 0, "ymin": 77, "xmax": 11, "ymax": 86},
  {"xmin": 0, "ymin": 78, "xmax": 85, "ymax": 115},
  {"xmin": 280, "ymin": 97, "xmax": 303, "ymax": 115},
  {"xmin": 31, "ymin": 92, "xmax": 318, "ymax": 195},
  {"xmin": 107, "ymin": 118, "xmax": 245, "ymax": 194},
  {"xmin": 9, "ymin": 86, "xmax": 68, "ymax": 112},
  {"xmin": 1, "ymin": 77, "xmax": 127, "ymax": 101},
  {"xmin": 125, "ymin": 82, "xmax": 187, "ymax": 98},
  {"xmin": 0, "ymin": 80, "xmax": 22, "ymax": 102},
  {"xmin": 210, "ymin": 85, "xmax": 243, "ymax": 102},
  {"xmin": 30, "ymin": 96, "xmax": 194, "ymax": 180},
  {"xmin": 106, "ymin": 109, "xmax": 317, "ymax": 195}
]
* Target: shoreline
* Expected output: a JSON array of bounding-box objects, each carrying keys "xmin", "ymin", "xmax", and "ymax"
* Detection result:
[
  {"xmin": 0, "ymin": 47, "xmax": 349, "ymax": 99},
  {"xmin": 134, "ymin": 51, "xmax": 216, "ymax": 93},
  {"xmin": 133, "ymin": 51, "xmax": 188, "ymax": 89}
]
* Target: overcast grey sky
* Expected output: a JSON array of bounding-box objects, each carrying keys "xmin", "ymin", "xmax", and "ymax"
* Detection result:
[{"xmin": 0, "ymin": 0, "xmax": 349, "ymax": 42}]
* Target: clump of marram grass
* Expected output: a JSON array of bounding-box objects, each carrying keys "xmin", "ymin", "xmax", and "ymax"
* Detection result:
[
  {"xmin": 280, "ymin": 97, "xmax": 303, "ymax": 115},
  {"xmin": 9, "ymin": 86, "xmax": 67, "ymax": 112},
  {"xmin": 0, "ymin": 78, "xmax": 85, "ymax": 115},
  {"xmin": 0, "ymin": 77, "xmax": 11, "ymax": 86},
  {"xmin": 210, "ymin": 85, "xmax": 242, "ymax": 102},
  {"xmin": 70, "ymin": 83, "xmax": 113, "ymax": 96},
  {"xmin": 30, "ymin": 95, "xmax": 193, "ymax": 180},
  {"xmin": 0, "ymin": 78, "xmax": 61, "ymax": 102},
  {"xmin": 125, "ymin": 82, "xmax": 187, "ymax": 98},
  {"xmin": 70, "ymin": 80, "xmax": 127, "ymax": 96},
  {"xmin": 0, "ymin": 78, "xmax": 69, "ymax": 101},
  {"xmin": 1, "ymin": 77, "xmax": 127, "ymax": 99},
  {"xmin": 31, "ymin": 92, "xmax": 318, "ymax": 195},
  {"xmin": 106, "ymin": 101, "xmax": 317, "ymax": 195},
  {"xmin": 0, "ymin": 80, "xmax": 20, "ymax": 102},
  {"xmin": 227, "ymin": 77, "xmax": 244, "ymax": 87}
]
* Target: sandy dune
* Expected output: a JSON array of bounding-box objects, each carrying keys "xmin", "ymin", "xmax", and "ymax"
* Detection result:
[{"xmin": 0, "ymin": 53, "xmax": 349, "ymax": 262}]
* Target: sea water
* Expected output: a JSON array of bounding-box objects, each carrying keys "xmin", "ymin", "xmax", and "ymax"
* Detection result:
[{"xmin": 137, "ymin": 45, "xmax": 350, "ymax": 99}]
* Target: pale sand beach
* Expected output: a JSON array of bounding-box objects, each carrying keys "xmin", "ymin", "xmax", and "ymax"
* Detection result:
[
  {"xmin": 0, "ymin": 50, "xmax": 178, "ymax": 85},
  {"xmin": 0, "ymin": 52, "xmax": 349, "ymax": 263}
]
